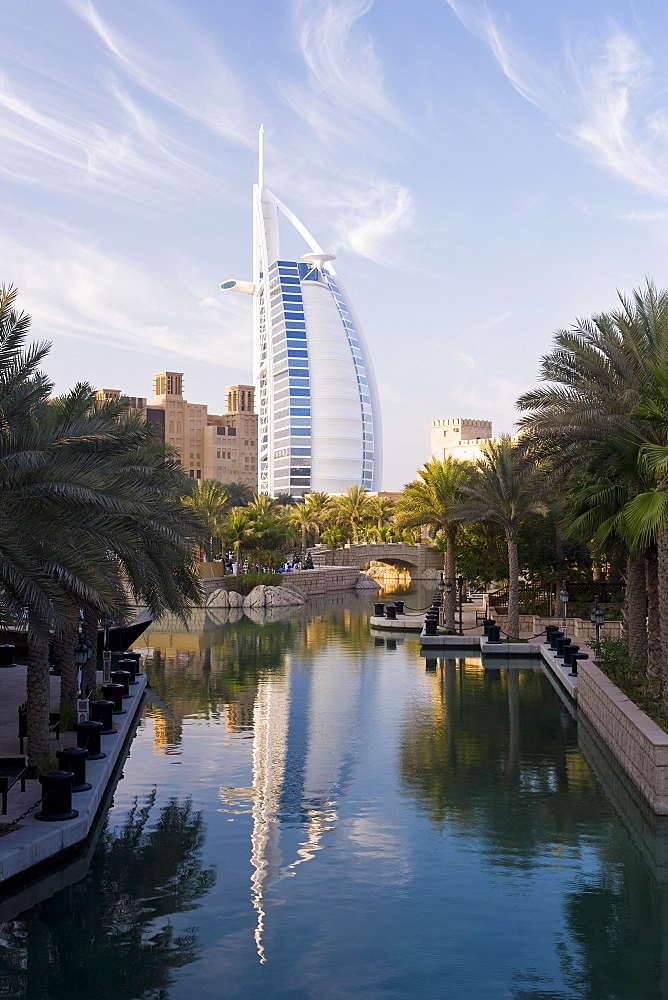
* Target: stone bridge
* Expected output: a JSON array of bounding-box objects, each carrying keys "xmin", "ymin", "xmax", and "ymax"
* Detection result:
[{"xmin": 308, "ymin": 541, "xmax": 443, "ymax": 579}]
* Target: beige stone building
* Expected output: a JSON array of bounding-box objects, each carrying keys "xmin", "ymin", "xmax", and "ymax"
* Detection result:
[
  {"xmin": 94, "ymin": 388, "xmax": 147, "ymax": 410},
  {"xmin": 147, "ymin": 372, "xmax": 257, "ymax": 486},
  {"xmin": 96, "ymin": 374, "xmax": 258, "ymax": 488},
  {"xmin": 431, "ymin": 418, "xmax": 493, "ymax": 463}
]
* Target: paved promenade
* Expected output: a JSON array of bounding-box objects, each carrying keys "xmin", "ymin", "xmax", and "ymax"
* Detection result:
[{"xmin": 0, "ymin": 663, "xmax": 146, "ymax": 885}]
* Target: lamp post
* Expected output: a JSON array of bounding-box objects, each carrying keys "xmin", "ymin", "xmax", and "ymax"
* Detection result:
[
  {"xmin": 457, "ymin": 574, "xmax": 464, "ymax": 636},
  {"xmin": 438, "ymin": 572, "xmax": 445, "ymax": 628},
  {"xmin": 559, "ymin": 580, "xmax": 570, "ymax": 629},
  {"xmin": 590, "ymin": 594, "xmax": 605, "ymax": 644},
  {"xmin": 75, "ymin": 624, "xmax": 90, "ymax": 721}
]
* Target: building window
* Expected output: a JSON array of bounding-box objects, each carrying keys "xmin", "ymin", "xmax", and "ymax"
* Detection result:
[
  {"xmin": 189, "ymin": 470, "xmax": 194, "ymax": 478},
  {"xmin": 228, "ymin": 427, "xmax": 236, "ymax": 436},
  {"xmin": 196, "ymin": 470, "xmax": 201, "ymax": 479}
]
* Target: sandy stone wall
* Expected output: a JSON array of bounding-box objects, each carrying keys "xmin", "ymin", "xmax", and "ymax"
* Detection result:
[
  {"xmin": 202, "ymin": 567, "xmax": 365, "ymax": 599},
  {"xmin": 279, "ymin": 567, "xmax": 362, "ymax": 595},
  {"xmin": 577, "ymin": 659, "xmax": 668, "ymax": 814}
]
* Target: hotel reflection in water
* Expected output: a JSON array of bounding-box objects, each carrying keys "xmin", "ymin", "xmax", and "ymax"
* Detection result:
[{"xmin": 142, "ymin": 614, "xmax": 373, "ymax": 962}]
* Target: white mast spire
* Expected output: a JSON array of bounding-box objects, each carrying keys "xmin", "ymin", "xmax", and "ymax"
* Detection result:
[{"xmin": 258, "ymin": 124, "xmax": 264, "ymax": 193}]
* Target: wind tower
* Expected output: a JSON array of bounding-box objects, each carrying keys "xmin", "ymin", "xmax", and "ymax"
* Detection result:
[{"xmin": 221, "ymin": 127, "xmax": 382, "ymax": 496}]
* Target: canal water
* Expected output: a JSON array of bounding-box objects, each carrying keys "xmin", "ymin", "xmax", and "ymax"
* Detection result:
[{"xmin": 0, "ymin": 586, "xmax": 667, "ymax": 999}]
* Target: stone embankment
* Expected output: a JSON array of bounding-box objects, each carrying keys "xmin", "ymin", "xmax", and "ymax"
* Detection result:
[
  {"xmin": 206, "ymin": 567, "xmax": 380, "ymax": 609},
  {"xmin": 577, "ymin": 659, "xmax": 668, "ymax": 815}
]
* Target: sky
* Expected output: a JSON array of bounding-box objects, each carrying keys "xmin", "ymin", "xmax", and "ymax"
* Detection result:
[{"xmin": 3, "ymin": 0, "xmax": 668, "ymax": 489}]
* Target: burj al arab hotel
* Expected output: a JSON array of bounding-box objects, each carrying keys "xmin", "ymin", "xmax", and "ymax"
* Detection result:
[{"xmin": 221, "ymin": 129, "xmax": 382, "ymax": 497}]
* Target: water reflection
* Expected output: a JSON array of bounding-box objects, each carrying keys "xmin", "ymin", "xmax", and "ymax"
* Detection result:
[
  {"xmin": 3, "ymin": 590, "xmax": 668, "ymax": 997},
  {"xmin": 400, "ymin": 657, "xmax": 597, "ymax": 855},
  {"xmin": 0, "ymin": 794, "xmax": 215, "ymax": 999}
]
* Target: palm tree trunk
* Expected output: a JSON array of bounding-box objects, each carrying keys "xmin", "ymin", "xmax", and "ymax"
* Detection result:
[
  {"xmin": 646, "ymin": 547, "xmax": 661, "ymax": 679},
  {"xmin": 26, "ymin": 620, "xmax": 50, "ymax": 766},
  {"xmin": 506, "ymin": 527, "xmax": 520, "ymax": 640},
  {"xmin": 55, "ymin": 617, "xmax": 79, "ymax": 726},
  {"xmin": 444, "ymin": 524, "xmax": 456, "ymax": 631},
  {"xmin": 657, "ymin": 527, "xmax": 668, "ymax": 692},
  {"xmin": 624, "ymin": 555, "xmax": 647, "ymax": 666}
]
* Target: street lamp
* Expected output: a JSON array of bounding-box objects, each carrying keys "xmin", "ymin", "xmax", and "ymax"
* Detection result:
[
  {"xmin": 559, "ymin": 580, "xmax": 570, "ymax": 629},
  {"xmin": 590, "ymin": 594, "xmax": 605, "ymax": 644},
  {"xmin": 438, "ymin": 571, "xmax": 445, "ymax": 593}
]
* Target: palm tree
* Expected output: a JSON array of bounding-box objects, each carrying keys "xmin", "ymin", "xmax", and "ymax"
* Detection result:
[
  {"xmin": 303, "ymin": 492, "xmax": 332, "ymax": 543},
  {"xmin": 331, "ymin": 485, "xmax": 376, "ymax": 542},
  {"xmin": 184, "ymin": 479, "xmax": 230, "ymax": 559},
  {"xmin": 320, "ymin": 525, "xmax": 350, "ymax": 565},
  {"xmin": 290, "ymin": 501, "xmax": 323, "ymax": 554},
  {"xmin": 518, "ymin": 280, "xmax": 668, "ymax": 668},
  {"xmin": 369, "ymin": 495, "xmax": 395, "ymax": 530},
  {"xmin": 613, "ymin": 367, "xmax": 668, "ymax": 686},
  {"xmin": 452, "ymin": 438, "xmax": 548, "ymax": 640},
  {"xmin": 396, "ymin": 458, "xmax": 471, "ymax": 630},
  {"xmin": 220, "ymin": 481, "xmax": 254, "ymax": 507},
  {"xmin": 220, "ymin": 511, "xmax": 256, "ymax": 574},
  {"xmin": 0, "ymin": 293, "xmax": 205, "ymax": 762}
]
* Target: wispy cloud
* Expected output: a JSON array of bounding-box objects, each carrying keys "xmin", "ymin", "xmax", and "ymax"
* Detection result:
[
  {"xmin": 68, "ymin": 0, "xmax": 256, "ymax": 147},
  {"xmin": 0, "ymin": 230, "xmax": 251, "ymax": 371},
  {"xmin": 333, "ymin": 180, "xmax": 413, "ymax": 264},
  {"xmin": 444, "ymin": 0, "xmax": 668, "ymax": 200},
  {"xmin": 0, "ymin": 64, "xmax": 219, "ymax": 202},
  {"xmin": 283, "ymin": 0, "xmax": 403, "ymax": 141}
]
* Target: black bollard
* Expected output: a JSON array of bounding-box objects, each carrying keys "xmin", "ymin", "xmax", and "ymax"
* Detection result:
[
  {"xmin": 570, "ymin": 652, "xmax": 588, "ymax": 677},
  {"xmin": 483, "ymin": 619, "xmax": 496, "ymax": 636},
  {"xmin": 424, "ymin": 619, "xmax": 438, "ymax": 636},
  {"xmin": 0, "ymin": 644, "xmax": 16, "ymax": 668},
  {"xmin": 394, "ymin": 601, "xmax": 405, "ymax": 616},
  {"xmin": 35, "ymin": 770, "xmax": 79, "ymax": 821},
  {"xmin": 56, "ymin": 746, "xmax": 91, "ymax": 792},
  {"xmin": 76, "ymin": 720, "xmax": 106, "ymax": 760},
  {"xmin": 549, "ymin": 630, "xmax": 564, "ymax": 651},
  {"xmin": 90, "ymin": 699, "xmax": 117, "ymax": 735},
  {"xmin": 487, "ymin": 624, "xmax": 502, "ymax": 643},
  {"xmin": 102, "ymin": 682, "xmax": 126, "ymax": 715},
  {"xmin": 385, "ymin": 605, "xmax": 397, "ymax": 621},
  {"xmin": 110, "ymin": 670, "xmax": 132, "ymax": 697},
  {"xmin": 118, "ymin": 657, "xmax": 137, "ymax": 684},
  {"xmin": 121, "ymin": 651, "xmax": 143, "ymax": 676},
  {"xmin": 563, "ymin": 643, "xmax": 579, "ymax": 670},
  {"xmin": 425, "ymin": 658, "xmax": 437, "ymax": 671},
  {"xmin": 374, "ymin": 603, "xmax": 385, "ymax": 617},
  {"xmin": 555, "ymin": 636, "xmax": 570, "ymax": 658}
]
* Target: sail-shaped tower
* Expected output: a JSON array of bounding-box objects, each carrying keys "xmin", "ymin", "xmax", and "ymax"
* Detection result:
[{"xmin": 221, "ymin": 128, "xmax": 382, "ymax": 496}]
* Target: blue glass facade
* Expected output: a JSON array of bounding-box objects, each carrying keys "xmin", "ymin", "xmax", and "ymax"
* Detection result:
[{"xmin": 261, "ymin": 261, "xmax": 312, "ymax": 493}]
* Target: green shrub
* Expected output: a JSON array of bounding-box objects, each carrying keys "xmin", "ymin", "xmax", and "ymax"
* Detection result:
[
  {"xmin": 592, "ymin": 637, "xmax": 666, "ymax": 730},
  {"xmin": 224, "ymin": 571, "xmax": 282, "ymax": 596}
]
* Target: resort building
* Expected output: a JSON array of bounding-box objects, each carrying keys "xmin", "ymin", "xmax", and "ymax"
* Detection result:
[
  {"xmin": 431, "ymin": 418, "xmax": 493, "ymax": 463},
  {"xmin": 147, "ymin": 372, "xmax": 257, "ymax": 485},
  {"xmin": 97, "ymin": 375, "xmax": 258, "ymax": 487},
  {"xmin": 94, "ymin": 387, "xmax": 147, "ymax": 410},
  {"xmin": 221, "ymin": 127, "xmax": 382, "ymax": 497}
]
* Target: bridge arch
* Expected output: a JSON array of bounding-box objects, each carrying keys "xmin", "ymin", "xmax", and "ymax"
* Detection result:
[{"xmin": 308, "ymin": 542, "xmax": 442, "ymax": 579}]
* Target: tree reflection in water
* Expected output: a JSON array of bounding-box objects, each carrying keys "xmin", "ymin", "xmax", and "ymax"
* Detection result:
[
  {"xmin": 401, "ymin": 657, "xmax": 668, "ymax": 999},
  {"xmin": 0, "ymin": 792, "xmax": 215, "ymax": 1000}
]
